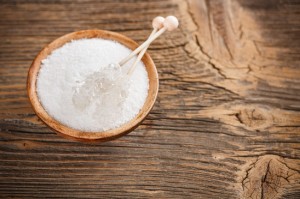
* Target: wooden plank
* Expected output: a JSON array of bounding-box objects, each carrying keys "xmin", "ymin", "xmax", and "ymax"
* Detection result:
[{"xmin": 0, "ymin": 0, "xmax": 299, "ymax": 198}]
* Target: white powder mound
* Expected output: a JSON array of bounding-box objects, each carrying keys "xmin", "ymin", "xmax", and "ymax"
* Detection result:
[{"xmin": 37, "ymin": 38, "xmax": 149, "ymax": 132}]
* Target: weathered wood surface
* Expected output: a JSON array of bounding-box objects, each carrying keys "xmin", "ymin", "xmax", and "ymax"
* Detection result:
[{"xmin": 0, "ymin": 0, "xmax": 299, "ymax": 198}]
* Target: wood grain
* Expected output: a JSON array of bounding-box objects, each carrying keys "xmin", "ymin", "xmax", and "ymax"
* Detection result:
[{"xmin": 0, "ymin": 0, "xmax": 299, "ymax": 198}]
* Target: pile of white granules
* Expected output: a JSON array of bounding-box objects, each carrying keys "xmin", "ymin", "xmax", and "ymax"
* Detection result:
[{"xmin": 37, "ymin": 38, "xmax": 149, "ymax": 132}]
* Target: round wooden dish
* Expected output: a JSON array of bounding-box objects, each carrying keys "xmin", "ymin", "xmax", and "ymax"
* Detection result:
[{"xmin": 27, "ymin": 30, "xmax": 159, "ymax": 143}]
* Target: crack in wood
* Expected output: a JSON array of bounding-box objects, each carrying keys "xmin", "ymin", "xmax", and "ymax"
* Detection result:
[
  {"xmin": 235, "ymin": 112, "xmax": 243, "ymax": 124},
  {"xmin": 186, "ymin": 1, "xmax": 229, "ymax": 79},
  {"xmin": 240, "ymin": 155, "xmax": 299, "ymax": 199},
  {"xmin": 194, "ymin": 31, "xmax": 228, "ymax": 79}
]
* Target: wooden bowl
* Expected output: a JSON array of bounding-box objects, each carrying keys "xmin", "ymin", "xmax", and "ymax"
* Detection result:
[{"xmin": 27, "ymin": 30, "xmax": 159, "ymax": 143}]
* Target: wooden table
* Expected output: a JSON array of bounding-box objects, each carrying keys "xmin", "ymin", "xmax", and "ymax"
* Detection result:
[{"xmin": 1, "ymin": 0, "xmax": 299, "ymax": 198}]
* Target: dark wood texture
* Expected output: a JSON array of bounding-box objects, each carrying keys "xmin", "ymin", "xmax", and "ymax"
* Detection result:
[{"xmin": 0, "ymin": 0, "xmax": 299, "ymax": 198}]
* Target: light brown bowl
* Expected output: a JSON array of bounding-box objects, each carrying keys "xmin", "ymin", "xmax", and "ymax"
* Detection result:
[{"xmin": 27, "ymin": 30, "xmax": 159, "ymax": 143}]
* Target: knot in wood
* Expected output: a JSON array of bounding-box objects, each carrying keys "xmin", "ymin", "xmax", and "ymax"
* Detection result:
[
  {"xmin": 236, "ymin": 108, "xmax": 271, "ymax": 129},
  {"xmin": 241, "ymin": 155, "xmax": 299, "ymax": 199}
]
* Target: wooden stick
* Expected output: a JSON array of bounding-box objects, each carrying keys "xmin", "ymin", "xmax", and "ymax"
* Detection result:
[
  {"xmin": 119, "ymin": 27, "xmax": 167, "ymax": 66},
  {"xmin": 119, "ymin": 16, "xmax": 179, "ymax": 67},
  {"xmin": 127, "ymin": 29, "xmax": 157, "ymax": 76}
]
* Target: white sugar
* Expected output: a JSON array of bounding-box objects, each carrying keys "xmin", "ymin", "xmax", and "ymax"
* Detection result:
[{"xmin": 37, "ymin": 38, "xmax": 149, "ymax": 132}]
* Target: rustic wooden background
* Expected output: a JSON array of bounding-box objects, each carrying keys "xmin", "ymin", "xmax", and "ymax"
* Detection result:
[{"xmin": 0, "ymin": 0, "xmax": 299, "ymax": 198}]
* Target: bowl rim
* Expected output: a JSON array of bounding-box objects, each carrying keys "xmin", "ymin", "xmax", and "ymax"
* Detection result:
[{"xmin": 27, "ymin": 29, "xmax": 159, "ymax": 142}]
